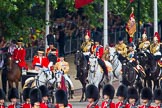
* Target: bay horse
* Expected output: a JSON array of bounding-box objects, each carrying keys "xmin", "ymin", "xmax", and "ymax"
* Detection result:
[
  {"xmin": 136, "ymin": 51, "xmax": 161, "ymax": 90},
  {"xmin": 74, "ymin": 51, "xmax": 88, "ymax": 102}
]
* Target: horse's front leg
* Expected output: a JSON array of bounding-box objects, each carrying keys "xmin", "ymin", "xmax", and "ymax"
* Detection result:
[
  {"xmin": 15, "ymin": 80, "xmax": 19, "ymax": 90},
  {"xmin": 8, "ymin": 81, "xmax": 13, "ymax": 90}
]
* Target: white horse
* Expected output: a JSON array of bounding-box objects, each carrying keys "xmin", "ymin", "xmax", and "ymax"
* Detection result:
[
  {"xmin": 88, "ymin": 54, "xmax": 104, "ymax": 88},
  {"xmin": 23, "ymin": 68, "xmax": 54, "ymax": 89},
  {"xmin": 109, "ymin": 47, "xmax": 122, "ymax": 84}
]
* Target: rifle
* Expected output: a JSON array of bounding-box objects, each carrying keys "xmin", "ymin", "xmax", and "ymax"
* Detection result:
[
  {"xmin": 90, "ymin": 99, "xmax": 99, "ymax": 108},
  {"xmin": 119, "ymin": 98, "xmax": 128, "ymax": 108},
  {"xmin": 145, "ymin": 100, "xmax": 152, "ymax": 108},
  {"xmin": 106, "ymin": 99, "xmax": 112, "ymax": 108}
]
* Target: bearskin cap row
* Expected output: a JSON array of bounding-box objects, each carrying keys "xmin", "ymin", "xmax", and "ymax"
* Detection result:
[
  {"xmin": 103, "ymin": 84, "xmax": 115, "ymax": 99},
  {"xmin": 86, "ymin": 84, "xmax": 99, "ymax": 101}
]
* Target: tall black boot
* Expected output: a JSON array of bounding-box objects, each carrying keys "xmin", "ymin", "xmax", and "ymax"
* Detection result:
[{"xmin": 71, "ymin": 90, "xmax": 74, "ymax": 99}]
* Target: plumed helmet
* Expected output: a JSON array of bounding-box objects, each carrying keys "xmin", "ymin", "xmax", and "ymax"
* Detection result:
[
  {"xmin": 127, "ymin": 87, "xmax": 138, "ymax": 101},
  {"xmin": 39, "ymin": 85, "xmax": 49, "ymax": 97},
  {"xmin": 103, "ymin": 84, "xmax": 115, "ymax": 99},
  {"xmin": 85, "ymin": 30, "xmax": 91, "ymax": 40},
  {"xmin": 116, "ymin": 85, "xmax": 128, "ymax": 98},
  {"xmin": 0, "ymin": 89, "xmax": 5, "ymax": 100},
  {"xmin": 153, "ymin": 88, "xmax": 162, "ymax": 101},
  {"xmin": 153, "ymin": 32, "xmax": 160, "ymax": 43},
  {"xmin": 8, "ymin": 88, "xmax": 19, "ymax": 102},
  {"xmin": 30, "ymin": 88, "xmax": 42, "ymax": 106},
  {"xmin": 23, "ymin": 88, "xmax": 32, "ymax": 101},
  {"xmin": 86, "ymin": 84, "xmax": 99, "ymax": 101},
  {"xmin": 118, "ymin": 36, "xmax": 123, "ymax": 41},
  {"xmin": 141, "ymin": 87, "xmax": 152, "ymax": 100},
  {"xmin": 55, "ymin": 89, "xmax": 67, "ymax": 106},
  {"xmin": 142, "ymin": 29, "xmax": 147, "ymax": 39}
]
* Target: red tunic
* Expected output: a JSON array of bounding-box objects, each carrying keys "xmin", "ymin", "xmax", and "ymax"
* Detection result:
[
  {"xmin": 12, "ymin": 48, "xmax": 28, "ymax": 70},
  {"xmin": 0, "ymin": 105, "xmax": 5, "ymax": 108},
  {"xmin": 54, "ymin": 103, "xmax": 72, "ymax": 108},
  {"xmin": 21, "ymin": 103, "xmax": 32, "ymax": 108},
  {"xmin": 101, "ymin": 101, "xmax": 115, "ymax": 108},
  {"xmin": 115, "ymin": 102, "xmax": 124, "ymax": 108},
  {"xmin": 91, "ymin": 45, "xmax": 104, "ymax": 59},
  {"xmin": 138, "ymin": 105, "xmax": 154, "ymax": 108},
  {"xmin": 125, "ymin": 103, "xmax": 136, "ymax": 108},
  {"xmin": 32, "ymin": 56, "xmax": 49, "ymax": 68},
  {"xmin": 40, "ymin": 102, "xmax": 48, "ymax": 108},
  {"xmin": 153, "ymin": 106, "xmax": 160, "ymax": 108},
  {"xmin": 46, "ymin": 48, "xmax": 59, "ymax": 57},
  {"xmin": 8, "ymin": 104, "xmax": 15, "ymax": 108},
  {"xmin": 87, "ymin": 103, "xmax": 99, "ymax": 108}
]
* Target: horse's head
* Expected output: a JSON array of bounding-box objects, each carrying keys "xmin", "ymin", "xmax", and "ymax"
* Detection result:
[
  {"xmin": 89, "ymin": 54, "xmax": 98, "ymax": 73},
  {"xmin": 109, "ymin": 47, "xmax": 117, "ymax": 62},
  {"xmin": 5, "ymin": 53, "xmax": 13, "ymax": 70},
  {"xmin": 74, "ymin": 51, "xmax": 84, "ymax": 66}
]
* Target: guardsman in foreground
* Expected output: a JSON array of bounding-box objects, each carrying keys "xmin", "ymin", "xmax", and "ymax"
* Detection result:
[
  {"xmin": 153, "ymin": 88, "xmax": 162, "ymax": 108},
  {"xmin": 29, "ymin": 88, "xmax": 42, "ymax": 108},
  {"xmin": 115, "ymin": 37, "xmax": 127, "ymax": 61},
  {"xmin": 139, "ymin": 87, "xmax": 154, "ymax": 108},
  {"xmin": 54, "ymin": 54, "xmax": 74, "ymax": 98},
  {"xmin": 39, "ymin": 85, "xmax": 50, "ymax": 108},
  {"xmin": 138, "ymin": 30, "xmax": 150, "ymax": 52},
  {"xmin": 8, "ymin": 88, "xmax": 20, "ymax": 108},
  {"xmin": 32, "ymin": 49, "xmax": 49, "ymax": 69},
  {"xmin": 86, "ymin": 84, "xmax": 99, "ymax": 108},
  {"xmin": 54, "ymin": 89, "xmax": 72, "ymax": 108},
  {"xmin": 125, "ymin": 87, "xmax": 139, "ymax": 108},
  {"xmin": 101, "ymin": 84, "xmax": 115, "ymax": 108},
  {"xmin": 22, "ymin": 88, "xmax": 32, "ymax": 108},
  {"xmin": 12, "ymin": 39, "xmax": 28, "ymax": 71},
  {"xmin": 0, "ymin": 88, "xmax": 5, "ymax": 108},
  {"xmin": 115, "ymin": 84, "xmax": 128, "ymax": 108}
]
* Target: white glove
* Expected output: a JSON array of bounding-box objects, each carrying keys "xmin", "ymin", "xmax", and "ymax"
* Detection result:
[
  {"xmin": 15, "ymin": 60, "xmax": 19, "ymax": 63},
  {"xmin": 118, "ymin": 51, "xmax": 121, "ymax": 54}
]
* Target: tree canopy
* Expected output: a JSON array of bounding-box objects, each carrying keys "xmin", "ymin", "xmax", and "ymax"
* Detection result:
[{"xmin": 0, "ymin": 0, "xmax": 162, "ymax": 40}]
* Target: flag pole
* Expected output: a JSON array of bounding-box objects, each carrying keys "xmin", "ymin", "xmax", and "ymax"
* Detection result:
[
  {"xmin": 45, "ymin": 0, "xmax": 50, "ymax": 51},
  {"xmin": 103, "ymin": 0, "xmax": 108, "ymax": 47},
  {"xmin": 154, "ymin": 0, "xmax": 158, "ymax": 33}
]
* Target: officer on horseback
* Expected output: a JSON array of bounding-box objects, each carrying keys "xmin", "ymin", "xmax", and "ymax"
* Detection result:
[
  {"xmin": 46, "ymin": 42, "xmax": 58, "ymax": 57},
  {"xmin": 12, "ymin": 39, "xmax": 28, "ymax": 71},
  {"xmin": 150, "ymin": 32, "xmax": 161, "ymax": 60},
  {"xmin": 127, "ymin": 43, "xmax": 136, "ymax": 63},
  {"xmin": 91, "ymin": 35, "xmax": 108, "ymax": 76},
  {"xmin": 115, "ymin": 36, "xmax": 127, "ymax": 62},
  {"xmin": 138, "ymin": 30, "xmax": 150, "ymax": 52}
]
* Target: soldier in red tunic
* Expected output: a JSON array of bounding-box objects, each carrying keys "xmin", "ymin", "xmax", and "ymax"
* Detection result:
[
  {"xmin": 0, "ymin": 89, "xmax": 5, "ymax": 108},
  {"xmin": 46, "ymin": 42, "xmax": 58, "ymax": 57},
  {"xmin": 12, "ymin": 39, "xmax": 28, "ymax": 70},
  {"xmin": 125, "ymin": 87, "xmax": 139, "ymax": 108},
  {"xmin": 86, "ymin": 84, "xmax": 99, "ymax": 108},
  {"xmin": 39, "ymin": 85, "xmax": 50, "ymax": 108},
  {"xmin": 139, "ymin": 87, "xmax": 154, "ymax": 108},
  {"xmin": 32, "ymin": 49, "xmax": 49, "ymax": 69},
  {"xmin": 91, "ymin": 35, "xmax": 108, "ymax": 77},
  {"xmin": 115, "ymin": 85, "xmax": 128, "ymax": 108},
  {"xmin": 22, "ymin": 88, "xmax": 32, "ymax": 108},
  {"xmin": 153, "ymin": 88, "xmax": 162, "ymax": 108},
  {"xmin": 101, "ymin": 84, "xmax": 115, "ymax": 108},
  {"xmin": 29, "ymin": 88, "xmax": 42, "ymax": 108},
  {"xmin": 54, "ymin": 89, "xmax": 72, "ymax": 108},
  {"xmin": 8, "ymin": 88, "xmax": 20, "ymax": 108}
]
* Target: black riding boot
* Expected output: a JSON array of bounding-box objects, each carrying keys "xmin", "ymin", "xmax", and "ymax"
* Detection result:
[
  {"xmin": 98, "ymin": 59, "xmax": 108, "ymax": 76},
  {"xmin": 71, "ymin": 90, "xmax": 74, "ymax": 99}
]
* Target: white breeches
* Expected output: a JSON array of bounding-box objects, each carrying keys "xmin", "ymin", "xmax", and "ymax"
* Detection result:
[
  {"xmin": 154, "ymin": 51, "xmax": 161, "ymax": 56},
  {"xmin": 63, "ymin": 74, "xmax": 74, "ymax": 88}
]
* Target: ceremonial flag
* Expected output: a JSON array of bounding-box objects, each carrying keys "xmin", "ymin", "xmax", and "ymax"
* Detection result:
[
  {"xmin": 75, "ymin": 0, "xmax": 94, "ymax": 9},
  {"xmin": 130, "ymin": 0, "xmax": 134, "ymax": 3}
]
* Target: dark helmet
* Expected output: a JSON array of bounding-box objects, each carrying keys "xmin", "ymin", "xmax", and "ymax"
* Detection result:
[
  {"xmin": 23, "ymin": 88, "xmax": 32, "ymax": 101},
  {"xmin": 55, "ymin": 89, "xmax": 67, "ymax": 106},
  {"xmin": 141, "ymin": 87, "xmax": 152, "ymax": 100},
  {"xmin": 86, "ymin": 84, "xmax": 99, "ymax": 101},
  {"xmin": 39, "ymin": 85, "xmax": 49, "ymax": 97},
  {"xmin": 153, "ymin": 88, "xmax": 162, "ymax": 101},
  {"xmin": 102, "ymin": 84, "xmax": 115, "ymax": 99},
  {"xmin": 116, "ymin": 85, "xmax": 128, "ymax": 99},
  {"xmin": 8, "ymin": 88, "xmax": 19, "ymax": 102},
  {"xmin": 127, "ymin": 87, "xmax": 139, "ymax": 101},
  {"xmin": 30, "ymin": 88, "xmax": 42, "ymax": 106}
]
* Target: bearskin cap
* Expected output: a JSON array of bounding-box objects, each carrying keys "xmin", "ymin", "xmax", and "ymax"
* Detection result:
[
  {"xmin": 86, "ymin": 84, "xmax": 99, "ymax": 101},
  {"xmin": 55, "ymin": 89, "xmax": 67, "ymax": 105},
  {"xmin": 0, "ymin": 89, "xmax": 5, "ymax": 100},
  {"xmin": 116, "ymin": 85, "xmax": 128, "ymax": 98},
  {"xmin": 30, "ymin": 88, "xmax": 42, "ymax": 106},
  {"xmin": 127, "ymin": 87, "xmax": 138, "ymax": 100},
  {"xmin": 141, "ymin": 87, "xmax": 152, "ymax": 100},
  {"xmin": 8, "ymin": 88, "xmax": 19, "ymax": 102},
  {"xmin": 23, "ymin": 88, "xmax": 32, "ymax": 101},
  {"xmin": 118, "ymin": 36, "xmax": 123, "ymax": 41},
  {"xmin": 39, "ymin": 85, "xmax": 49, "ymax": 97},
  {"xmin": 153, "ymin": 88, "xmax": 162, "ymax": 101},
  {"xmin": 103, "ymin": 84, "xmax": 115, "ymax": 99}
]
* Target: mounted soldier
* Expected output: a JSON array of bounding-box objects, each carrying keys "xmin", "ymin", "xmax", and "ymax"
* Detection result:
[
  {"xmin": 150, "ymin": 32, "xmax": 161, "ymax": 61},
  {"xmin": 46, "ymin": 42, "xmax": 58, "ymax": 57},
  {"xmin": 12, "ymin": 39, "xmax": 28, "ymax": 71},
  {"xmin": 115, "ymin": 36, "xmax": 127, "ymax": 62},
  {"xmin": 138, "ymin": 30, "xmax": 150, "ymax": 52}
]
